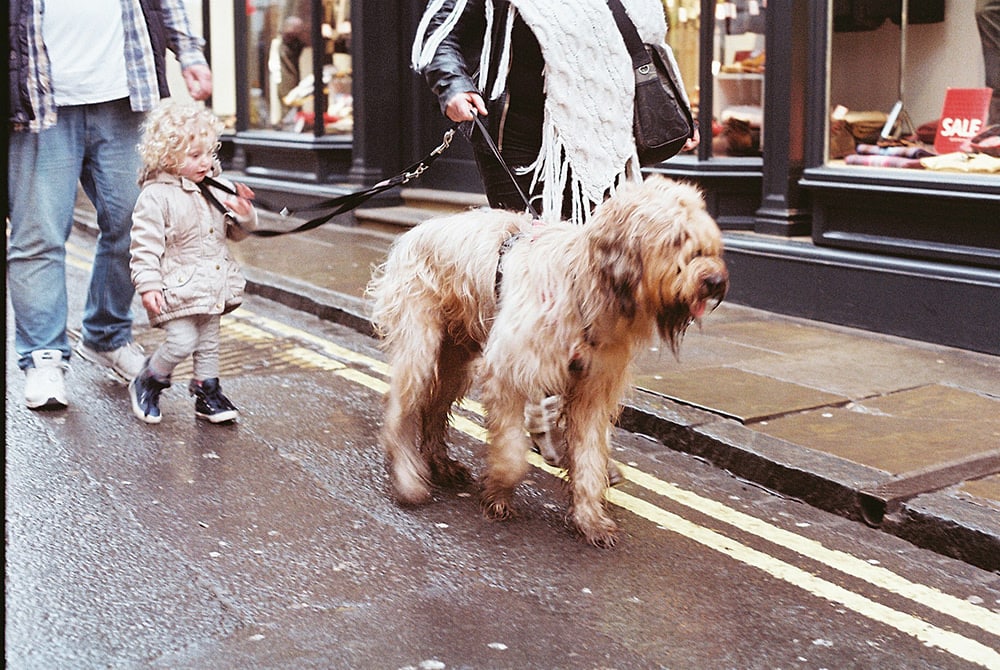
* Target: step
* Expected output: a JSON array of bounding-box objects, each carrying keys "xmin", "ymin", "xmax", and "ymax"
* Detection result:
[
  {"xmin": 399, "ymin": 187, "xmax": 488, "ymax": 211},
  {"xmin": 353, "ymin": 205, "xmax": 439, "ymax": 230}
]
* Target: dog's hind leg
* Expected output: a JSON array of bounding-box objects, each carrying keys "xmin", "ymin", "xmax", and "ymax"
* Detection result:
[
  {"xmin": 382, "ymin": 370, "xmax": 434, "ymax": 505},
  {"xmin": 479, "ymin": 383, "xmax": 532, "ymax": 521},
  {"xmin": 381, "ymin": 320, "xmax": 448, "ymax": 505},
  {"xmin": 422, "ymin": 338, "xmax": 476, "ymax": 490}
]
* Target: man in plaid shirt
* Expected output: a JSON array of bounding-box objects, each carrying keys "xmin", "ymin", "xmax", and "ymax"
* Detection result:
[{"xmin": 8, "ymin": 0, "xmax": 213, "ymax": 410}]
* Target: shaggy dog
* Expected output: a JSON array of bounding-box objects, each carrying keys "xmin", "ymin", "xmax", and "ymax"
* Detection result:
[{"xmin": 367, "ymin": 176, "xmax": 728, "ymax": 547}]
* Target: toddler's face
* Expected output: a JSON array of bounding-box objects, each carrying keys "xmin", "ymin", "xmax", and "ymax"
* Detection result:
[{"xmin": 178, "ymin": 139, "xmax": 218, "ymax": 183}]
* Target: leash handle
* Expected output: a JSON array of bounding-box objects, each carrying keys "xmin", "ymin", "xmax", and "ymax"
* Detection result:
[{"xmin": 470, "ymin": 113, "xmax": 541, "ymax": 219}]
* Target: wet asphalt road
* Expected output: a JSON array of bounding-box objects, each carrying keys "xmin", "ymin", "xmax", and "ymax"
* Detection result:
[{"xmin": 5, "ymin": 231, "xmax": 1000, "ymax": 669}]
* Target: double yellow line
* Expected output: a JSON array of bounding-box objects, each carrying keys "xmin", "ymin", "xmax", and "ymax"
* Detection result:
[
  {"xmin": 65, "ymin": 238, "xmax": 1000, "ymax": 667},
  {"xmin": 234, "ymin": 309, "xmax": 1000, "ymax": 668}
]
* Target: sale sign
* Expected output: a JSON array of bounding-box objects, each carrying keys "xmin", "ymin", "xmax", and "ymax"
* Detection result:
[{"xmin": 934, "ymin": 88, "xmax": 993, "ymax": 155}]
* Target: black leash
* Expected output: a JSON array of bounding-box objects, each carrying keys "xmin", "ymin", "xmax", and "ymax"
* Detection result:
[
  {"xmin": 470, "ymin": 113, "xmax": 540, "ymax": 219},
  {"xmin": 200, "ymin": 114, "xmax": 537, "ymax": 237},
  {"xmin": 200, "ymin": 128, "xmax": 456, "ymax": 237}
]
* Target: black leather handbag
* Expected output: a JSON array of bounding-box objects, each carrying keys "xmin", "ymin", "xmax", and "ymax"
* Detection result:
[{"xmin": 607, "ymin": 0, "xmax": 694, "ymax": 165}]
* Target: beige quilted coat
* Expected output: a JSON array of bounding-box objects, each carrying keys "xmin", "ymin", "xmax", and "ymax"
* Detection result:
[{"xmin": 130, "ymin": 173, "xmax": 258, "ymax": 327}]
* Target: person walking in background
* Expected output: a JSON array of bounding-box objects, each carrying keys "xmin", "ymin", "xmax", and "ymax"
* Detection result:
[
  {"xmin": 411, "ymin": 0, "xmax": 698, "ymax": 477},
  {"xmin": 412, "ymin": 0, "xmax": 699, "ymax": 225},
  {"xmin": 128, "ymin": 99, "xmax": 258, "ymax": 425},
  {"xmin": 8, "ymin": 0, "xmax": 212, "ymax": 410}
]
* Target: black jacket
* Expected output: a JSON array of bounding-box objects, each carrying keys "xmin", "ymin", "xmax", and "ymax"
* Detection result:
[{"xmin": 417, "ymin": 0, "xmax": 545, "ymax": 144}]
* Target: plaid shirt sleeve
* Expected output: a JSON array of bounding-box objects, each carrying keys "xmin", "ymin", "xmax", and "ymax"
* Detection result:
[
  {"xmin": 21, "ymin": 4, "xmax": 57, "ymax": 131},
  {"xmin": 122, "ymin": 0, "xmax": 208, "ymax": 112},
  {"xmin": 160, "ymin": 0, "xmax": 208, "ymax": 70},
  {"xmin": 122, "ymin": 0, "xmax": 161, "ymax": 112}
]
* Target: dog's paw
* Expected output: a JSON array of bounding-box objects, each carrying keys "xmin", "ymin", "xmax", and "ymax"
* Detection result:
[
  {"xmin": 570, "ymin": 509, "xmax": 620, "ymax": 548},
  {"xmin": 391, "ymin": 470, "xmax": 433, "ymax": 506},
  {"xmin": 480, "ymin": 495, "xmax": 514, "ymax": 521},
  {"xmin": 429, "ymin": 455, "xmax": 475, "ymax": 490},
  {"xmin": 583, "ymin": 527, "xmax": 619, "ymax": 549}
]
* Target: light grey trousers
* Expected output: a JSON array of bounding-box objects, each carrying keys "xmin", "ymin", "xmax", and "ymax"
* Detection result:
[{"xmin": 148, "ymin": 314, "xmax": 221, "ymax": 381}]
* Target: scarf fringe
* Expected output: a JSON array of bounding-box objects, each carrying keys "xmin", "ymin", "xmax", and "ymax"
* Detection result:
[{"xmin": 411, "ymin": 0, "xmax": 469, "ymax": 72}]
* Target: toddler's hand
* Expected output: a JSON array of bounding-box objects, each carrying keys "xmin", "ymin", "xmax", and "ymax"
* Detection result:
[
  {"xmin": 224, "ymin": 182, "xmax": 256, "ymax": 217},
  {"xmin": 141, "ymin": 290, "xmax": 164, "ymax": 316}
]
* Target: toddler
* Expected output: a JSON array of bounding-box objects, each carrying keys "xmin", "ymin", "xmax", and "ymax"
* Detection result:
[{"xmin": 128, "ymin": 99, "xmax": 258, "ymax": 424}]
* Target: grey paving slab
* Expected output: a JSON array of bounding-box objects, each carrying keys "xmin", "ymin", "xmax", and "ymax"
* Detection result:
[
  {"xmin": 634, "ymin": 367, "xmax": 846, "ymax": 423},
  {"xmin": 755, "ymin": 385, "xmax": 1000, "ymax": 474}
]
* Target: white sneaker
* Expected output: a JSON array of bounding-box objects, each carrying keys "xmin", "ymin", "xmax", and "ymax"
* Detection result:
[
  {"xmin": 24, "ymin": 349, "xmax": 69, "ymax": 410},
  {"xmin": 75, "ymin": 340, "xmax": 145, "ymax": 380}
]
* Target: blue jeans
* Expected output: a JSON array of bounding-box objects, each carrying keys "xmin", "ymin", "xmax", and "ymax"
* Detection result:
[{"xmin": 8, "ymin": 98, "xmax": 142, "ymax": 370}]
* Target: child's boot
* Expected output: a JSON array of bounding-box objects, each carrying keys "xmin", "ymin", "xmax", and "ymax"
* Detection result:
[
  {"xmin": 189, "ymin": 378, "xmax": 239, "ymax": 423},
  {"xmin": 129, "ymin": 360, "xmax": 171, "ymax": 424}
]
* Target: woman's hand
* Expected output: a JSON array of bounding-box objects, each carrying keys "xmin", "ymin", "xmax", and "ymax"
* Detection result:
[
  {"xmin": 445, "ymin": 91, "xmax": 488, "ymax": 122},
  {"xmin": 683, "ymin": 127, "xmax": 701, "ymax": 153}
]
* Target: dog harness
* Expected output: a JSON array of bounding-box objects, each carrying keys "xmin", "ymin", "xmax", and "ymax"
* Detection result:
[{"xmin": 494, "ymin": 232, "xmax": 524, "ymax": 300}]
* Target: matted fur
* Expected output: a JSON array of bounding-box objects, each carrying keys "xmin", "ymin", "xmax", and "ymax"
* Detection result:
[{"xmin": 367, "ymin": 175, "xmax": 728, "ymax": 547}]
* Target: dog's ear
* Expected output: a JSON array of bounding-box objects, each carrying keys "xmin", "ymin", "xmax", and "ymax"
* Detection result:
[{"xmin": 591, "ymin": 225, "xmax": 644, "ymax": 320}]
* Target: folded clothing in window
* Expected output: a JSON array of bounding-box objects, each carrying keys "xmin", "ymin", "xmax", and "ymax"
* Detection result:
[
  {"xmin": 845, "ymin": 143, "xmax": 931, "ymax": 168},
  {"xmin": 920, "ymin": 152, "xmax": 1000, "ymax": 173},
  {"xmin": 854, "ymin": 143, "xmax": 936, "ymax": 158}
]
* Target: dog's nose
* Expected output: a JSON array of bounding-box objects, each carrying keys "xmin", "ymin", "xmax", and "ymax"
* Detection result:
[{"xmin": 703, "ymin": 272, "xmax": 728, "ymax": 296}]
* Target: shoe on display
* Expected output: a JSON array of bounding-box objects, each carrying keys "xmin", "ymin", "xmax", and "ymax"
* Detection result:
[
  {"xmin": 24, "ymin": 349, "xmax": 69, "ymax": 410},
  {"xmin": 76, "ymin": 340, "xmax": 145, "ymax": 380}
]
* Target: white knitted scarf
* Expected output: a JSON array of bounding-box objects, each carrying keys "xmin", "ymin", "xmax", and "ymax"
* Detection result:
[{"xmin": 413, "ymin": 0, "xmax": 669, "ymax": 224}]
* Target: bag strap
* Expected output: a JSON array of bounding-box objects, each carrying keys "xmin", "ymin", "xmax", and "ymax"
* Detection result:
[
  {"xmin": 200, "ymin": 128, "xmax": 457, "ymax": 237},
  {"xmin": 606, "ymin": 0, "xmax": 652, "ymax": 70}
]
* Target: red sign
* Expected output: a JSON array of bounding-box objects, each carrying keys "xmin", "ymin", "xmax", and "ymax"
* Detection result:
[{"xmin": 934, "ymin": 88, "xmax": 992, "ymax": 155}]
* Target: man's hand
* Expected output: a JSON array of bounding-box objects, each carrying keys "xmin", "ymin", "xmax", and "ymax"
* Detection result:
[
  {"xmin": 683, "ymin": 127, "xmax": 701, "ymax": 153},
  {"xmin": 182, "ymin": 64, "xmax": 213, "ymax": 101}
]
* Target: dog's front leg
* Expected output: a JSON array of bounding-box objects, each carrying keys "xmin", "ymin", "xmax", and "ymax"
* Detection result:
[
  {"xmin": 564, "ymin": 406, "xmax": 619, "ymax": 548},
  {"xmin": 480, "ymin": 390, "xmax": 532, "ymax": 521}
]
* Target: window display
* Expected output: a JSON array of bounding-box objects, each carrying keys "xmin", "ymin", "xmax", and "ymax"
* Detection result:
[
  {"xmin": 246, "ymin": 0, "xmax": 353, "ymax": 135},
  {"xmin": 665, "ymin": 0, "xmax": 766, "ymax": 159},
  {"xmin": 710, "ymin": 0, "xmax": 765, "ymax": 157},
  {"xmin": 827, "ymin": 0, "xmax": 999, "ymax": 176}
]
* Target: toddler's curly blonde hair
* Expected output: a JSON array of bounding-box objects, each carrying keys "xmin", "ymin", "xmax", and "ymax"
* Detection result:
[{"xmin": 137, "ymin": 98, "xmax": 224, "ymax": 182}]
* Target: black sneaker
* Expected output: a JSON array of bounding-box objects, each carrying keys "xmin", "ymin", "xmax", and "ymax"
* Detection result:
[
  {"xmin": 189, "ymin": 378, "xmax": 239, "ymax": 423},
  {"xmin": 129, "ymin": 362, "xmax": 171, "ymax": 424}
]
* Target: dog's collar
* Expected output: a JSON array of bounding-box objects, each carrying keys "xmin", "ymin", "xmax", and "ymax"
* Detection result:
[{"xmin": 494, "ymin": 233, "xmax": 525, "ymax": 301}]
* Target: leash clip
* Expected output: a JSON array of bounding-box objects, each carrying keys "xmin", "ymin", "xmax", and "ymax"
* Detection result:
[{"xmin": 431, "ymin": 128, "xmax": 455, "ymax": 156}]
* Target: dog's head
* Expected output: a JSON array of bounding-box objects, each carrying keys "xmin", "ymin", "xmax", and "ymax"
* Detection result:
[{"xmin": 588, "ymin": 175, "xmax": 728, "ymax": 354}]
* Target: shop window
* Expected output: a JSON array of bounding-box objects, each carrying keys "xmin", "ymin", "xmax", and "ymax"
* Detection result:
[
  {"xmin": 710, "ymin": 0, "xmax": 765, "ymax": 157},
  {"xmin": 241, "ymin": 0, "xmax": 353, "ymax": 136},
  {"xmin": 827, "ymin": 0, "xmax": 998, "ymax": 177},
  {"xmin": 666, "ymin": 1, "xmax": 766, "ymax": 159}
]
